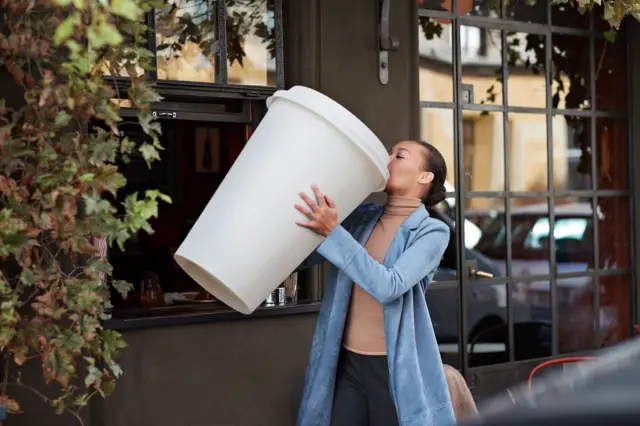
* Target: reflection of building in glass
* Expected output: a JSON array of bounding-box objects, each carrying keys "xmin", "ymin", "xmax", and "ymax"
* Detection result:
[
  {"xmin": 418, "ymin": 23, "xmax": 586, "ymax": 208},
  {"xmin": 155, "ymin": 0, "xmax": 275, "ymax": 86}
]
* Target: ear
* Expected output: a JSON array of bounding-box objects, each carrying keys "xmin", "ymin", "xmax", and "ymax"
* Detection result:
[{"xmin": 419, "ymin": 171, "xmax": 434, "ymax": 185}]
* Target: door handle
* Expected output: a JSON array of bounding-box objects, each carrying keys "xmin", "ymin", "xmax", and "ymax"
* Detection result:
[
  {"xmin": 465, "ymin": 259, "xmax": 493, "ymax": 279},
  {"xmin": 470, "ymin": 269, "xmax": 493, "ymax": 279}
]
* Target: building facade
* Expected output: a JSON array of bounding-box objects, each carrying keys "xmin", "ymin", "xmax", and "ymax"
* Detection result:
[{"xmin": 5, "ymin": 0, "xmax": 640, "ymax": 425}]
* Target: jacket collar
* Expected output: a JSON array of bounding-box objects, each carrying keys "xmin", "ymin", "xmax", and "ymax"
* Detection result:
[{"xmin": 400, "ymin": 204, "xmax": 429, "ymax": 230}]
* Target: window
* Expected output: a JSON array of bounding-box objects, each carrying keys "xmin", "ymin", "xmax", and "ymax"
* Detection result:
[{"xmin": 107, "ymin": 0, "xmax": 283, "ymax": 88}]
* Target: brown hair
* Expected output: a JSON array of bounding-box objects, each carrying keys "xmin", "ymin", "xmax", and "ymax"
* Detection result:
[
  {"xmin": 443, "ymin": 364, "xmax": 478, "ymax": 420},
  {"xmin": 413, "ymin": 141, "xmax": 447, "ymax": 207}
]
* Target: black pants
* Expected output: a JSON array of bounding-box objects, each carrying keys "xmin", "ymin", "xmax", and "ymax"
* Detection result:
[{"xmin": 331, "ymin": 349, "xmax": 400, "ymax": 426}]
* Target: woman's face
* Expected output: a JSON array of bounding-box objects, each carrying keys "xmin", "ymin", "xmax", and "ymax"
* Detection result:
[{"xmin": 385, "ymin": 141, "xmax": 433, "ymax": 197}]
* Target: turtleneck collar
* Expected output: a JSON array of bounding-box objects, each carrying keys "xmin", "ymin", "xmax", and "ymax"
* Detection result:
[{"xmin": 384, "ymin": 195, "xmax": 422, "ymax": 217}]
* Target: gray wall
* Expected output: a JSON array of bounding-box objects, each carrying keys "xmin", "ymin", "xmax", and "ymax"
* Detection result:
[
  {"xmin": 99, "ymin": 314, "xmax": 317, "ymax": 426},
  {"xmin": 284, "ymin": 0, "xmax": 419, "ymax": 150}
]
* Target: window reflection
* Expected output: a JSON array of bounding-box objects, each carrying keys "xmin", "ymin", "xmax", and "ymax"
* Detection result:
[
  {"xmin": 600, "ymin": 274, "xmax": 632, "ymax": 346},
  {"xmin": 461, "ymin": 27, "xmax": 502, "ymax": 105},
  {"xmin": 598, "ymin": 197, "xmax": 629, "ymax": 270},
  {"xmin": 510, "ymin": 198, "xmax": 550, "ymax": 277},
  {"xmin": 463, "ymin": 112, "xmax": 504, "ymax": 191},
  {"xmin": 552, "ymin": 2, "xmax": 590, "ymax": 28},
  {"xmin": 467, "ymin": 283, "xmax": 508, "ymax": 367},
  {"xmin": 551, "ymin": 34, "xmax": 591, "ymax": 110},
  {"xmin": 508, "ymin": 113, "xmax": 548, "ymax": 191},
  {"xmin": 420, "ymin": 108, "xmax": 455, "ymax": 185},
  {"xmin": 226, "ymin": 0, "xmax": 276, "ymax": 86},
  {"xmin": 513, "ymin": 279, "xmax": 552, "ymax": 361},
  {"xmin": 506, "ymin": 0, "xmax": 547, "ymax": 23},
  {"xmin": 554, "ymin": 199, "xmax": 594, "ymax": 272},
  {"xmin": 558, "ymin": 277, "xmax": 595, "ymax": 353},
  {"xmin": 595, "ymin": 37, "xmax": 627, "ymax": 112},
  {"xmin": 507, "ymin": 33, "xmax": 546, "ymax": 108},
  {"xmin": 553, "ymin": 116, "xmax": 592, "ymax": 191},
  {"xmin": 466, "ymin": 198, "xmax": 506, "ymax": 278},
  {"xmin": 156, "ymin": 0, "xmax": 276, "ymax": 86},
  {"xmin": 419, "ymin": 17, "xmax": 454, "ymax": 102},
  {"xmin": 156, "ymin": 0, "xmax": 219, "ymax": 83},
  {"xmin": 596, "ymin": 119, "xmax": 628, "ymax": 190}
]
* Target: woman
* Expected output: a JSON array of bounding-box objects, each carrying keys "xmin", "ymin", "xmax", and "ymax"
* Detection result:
[{"xmin": 294, "ymin": 140, "xmax": 455, "ymax": 426}]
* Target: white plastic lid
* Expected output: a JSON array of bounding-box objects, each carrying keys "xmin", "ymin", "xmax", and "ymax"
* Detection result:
[{"xmin": 267, "ymin": 86, "xmax": 390, "ymax": 191}]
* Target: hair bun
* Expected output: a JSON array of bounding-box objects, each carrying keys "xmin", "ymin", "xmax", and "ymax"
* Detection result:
[{"xmin": 424, "ymin": 183, "xmax": 446, "ymax": 207}]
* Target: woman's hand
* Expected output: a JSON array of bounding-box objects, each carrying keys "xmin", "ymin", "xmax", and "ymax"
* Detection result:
[{"xmin": 295, "ymin": 185, "xmax": 338, "ymax": 237}]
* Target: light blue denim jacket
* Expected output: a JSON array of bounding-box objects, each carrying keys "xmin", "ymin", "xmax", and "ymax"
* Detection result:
[{"xmin": 296, "ymin": 202, "xmax": 456, "ymax": 426}]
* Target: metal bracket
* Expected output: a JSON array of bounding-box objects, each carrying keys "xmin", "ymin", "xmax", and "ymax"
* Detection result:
[
  {"xmin": 461, "ymin": 84, "xmax": 475, "ymax": 104},
  {"xmin": 378, "ymin": 0, "xmax": 399, "ymax": 85},
  {"xmin": 152, "ymin": 111, "xmax": 177, "ymax": 119}
]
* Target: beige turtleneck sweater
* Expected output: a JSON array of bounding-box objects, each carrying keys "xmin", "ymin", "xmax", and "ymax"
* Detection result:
[{"xmin": 343, "ymin": 195, "xmax": 422, "ymax": 355}]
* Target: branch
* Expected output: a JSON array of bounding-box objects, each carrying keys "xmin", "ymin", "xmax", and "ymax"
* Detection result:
[{"xmin": 8, "ymin": 382, "xmax": 85, "ymax": 426}]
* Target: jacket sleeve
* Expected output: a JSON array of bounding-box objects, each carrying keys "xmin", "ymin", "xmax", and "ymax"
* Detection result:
[
  {"xmin": 294, "ymin": 203, "xmax": 377, "ymax": 272},
  {"xmin": 316, "ymin": 219, "xmax": 449, "ymax": 304}
]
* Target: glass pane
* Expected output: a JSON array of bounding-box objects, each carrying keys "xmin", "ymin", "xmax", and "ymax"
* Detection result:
[
  {"xmin": 461, "ymin": 27, "xmax": 502, "ymax": 106},
  {"xmin": 507, "ymin": 32, "xmax": 546, "ymax": 108},
  {"xmin": 596, "ymin": 118, "xmax": 628, "ymax": 190},
  {"xmin": 156, "ymin": 0, "xmax": 219, "ymax": 83},
  {"xmin": 419, "ymin": 17, "xmax": 454, "ymax": 102},
  {"xmin": 514, "ymin": 279, "xmax": 552, "ymax": 361},
  {"xmin": 600, "ymin": 274, "xmax": 632, "ymax": 347},
  {"xmin": 595, "ymin": 37, "xmax": 627, "ymax": 112},
  {"xmin": 505, "ymin": 0, "xmax": 547, "ymax": 23},
  {"xmin": 428, "ymin": 281, "xmax": 461, "ymax": 368},
  {"xmin": 460, "ymin": 0, "xmax": 500, "ymax": 17},
  {"xmin": 466, "ymin": 197, "xmax": 506, "ymax": 279},
  {"xmin": 467, "ymin": 283, "xmax": 509, "ymax": 367},
  {"xmin": 554, "ymin": 197, "xmax": 594, "ymax": 273},
  {"xmin": 510, "ymin": 198, "xmax": 550, "ymax": 277},
  {"xmin": 551, "ymin": 2, "xmax": 590, "ymax": 28},
  {"xmin": 420, "ymin": 108, "xmax": 456, "ymax": 186},
  {"xmin": 226, "ymin": 0, "xmax": 276, "ymax": 86},
  {"xmin": 419, "ymin": 0, "xmax": 449, "ymax": 12},
  {"xmin": 463, "ymin": 112, "xmax": 505, "ymax": 191},
  {"xmin": 102, "ymin": 16, "xmax": 147, "ymax": 77},
  {"xmin": 551, "ymin": 34, "xmax": 591, "ymax": 110},
  {"xmin": 508, "ymin": 113, "xmax": 548, "ymax": 191},
  {"xmin": 598, "ymin": 197, "xmax": 630, "ymax": 270},
  {"xmin": 558, "ymin": 276, "xmax": 595, "ymax": 353},
  {"xmin": 552, "ymin": 115, "xmax": 592, "ymax": 191},
  {"xmin": 420, "ymin": 0, "xmax": 500, "ymax": 16},
  {"xmin": 432, "ymin": 194, "xmax": 459, "ymax": 281}
]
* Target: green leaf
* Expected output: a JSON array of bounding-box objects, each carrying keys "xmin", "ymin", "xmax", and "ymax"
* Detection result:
[
  {"xmin": 603, "ymin": 2, "xmax": 615, "ymax": 21},
  {"xmin": 111, "ymin": 0, "xmax": 144, "ymax": 21},
  {"xmin": 20, "ymin": 268, "xmax": 35, "ymax": 286},
  {"xmin": 112, "ymin": 280, "xmax": 133, "ymax": 298},
  {"xmin": 54, "ymin": 13, "xmax": 81, "ymax": 46},
  {"xmin": 79, "ymin": 173, "xmax": 96, "ymax": 183},
  {"xmin": 604, "ymin": 29, "xmax": 617, "ymax": 43},
  {"xmin": 139, "ymin": 143, "xmax": 161, "ymax": 165},
  {"xmin": 54, "ymin": 111, "xmax": 72, "ymax": 127},
  {"xmin": 88, "ymin": 22, "xmax": 124, "ymax": 49}
]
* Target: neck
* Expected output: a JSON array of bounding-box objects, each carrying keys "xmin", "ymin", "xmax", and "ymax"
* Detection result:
[{"xmin": 384, "ymin": 195, "xmax": 422, "ymax": 217}]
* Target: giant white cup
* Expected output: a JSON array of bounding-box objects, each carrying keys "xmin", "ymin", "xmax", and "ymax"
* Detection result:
[{"xmin": 174, "ymin": 86, "xmax": 390, "ymax": 314}]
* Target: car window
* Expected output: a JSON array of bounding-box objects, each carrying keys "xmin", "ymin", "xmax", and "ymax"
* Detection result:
[{"xmin": 475, "ymin": 214, "xmax": 592, "ymax": 261}]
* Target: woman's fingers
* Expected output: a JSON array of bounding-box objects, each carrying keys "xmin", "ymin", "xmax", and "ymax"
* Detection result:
[
  {"xmin": 324, "ymin": 194, "xmax": 335, "ymax": 209},
  {"xmin": 311, "ymin": 184, "xmax": 327, "ymax": 207},
  {"xmin": 294, "ymin": 203, "xmax": 313, "ymax": 218},
  {"xmin": 299, "ymin": 192, "xmax": 318, "ymax": 211}
]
